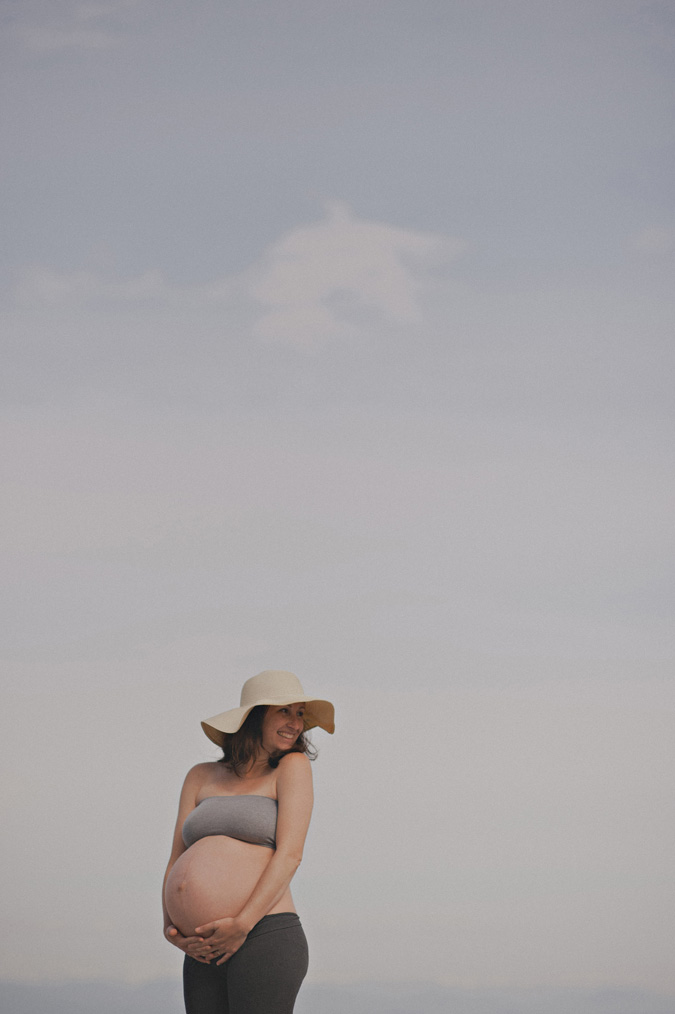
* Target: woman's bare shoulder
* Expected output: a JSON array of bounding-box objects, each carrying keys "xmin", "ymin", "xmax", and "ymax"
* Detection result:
[
  {"xmin": 276, "ymin": 751, "xmax": 312, "ymax": 782},
  {"xmin": 182, "ymin": 761, "xmax": 222, "ymax": 788}
]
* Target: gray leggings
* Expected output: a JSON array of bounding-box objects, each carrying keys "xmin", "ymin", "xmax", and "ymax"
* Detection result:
[{"xmin": 183, "ymin": 913, "xmax": 308, "ymax": 1014}]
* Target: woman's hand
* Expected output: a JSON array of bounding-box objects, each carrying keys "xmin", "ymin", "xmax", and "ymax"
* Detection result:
[
  {"xmin": 164, "ymin": 925, "xmax": 213, "ymax": 963},
  {"xmin": 193, "ymin": 917, "xmax": 249, "ymax": 965}
]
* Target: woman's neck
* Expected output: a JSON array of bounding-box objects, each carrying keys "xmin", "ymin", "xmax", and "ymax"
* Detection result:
[{"xmin": 240, "ymin": 750, "xmax": 272, "ymax": 779}]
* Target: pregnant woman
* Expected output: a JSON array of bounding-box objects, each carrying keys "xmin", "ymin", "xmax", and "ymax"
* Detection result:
[{"xmin": 163, "ymin": 669, "xmax": 335, "ymax": 1014}]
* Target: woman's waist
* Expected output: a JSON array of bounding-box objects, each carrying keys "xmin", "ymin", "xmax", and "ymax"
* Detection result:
[{"xmin": 248, "ymin": 912, "xmax": 301, "ymax": 938}]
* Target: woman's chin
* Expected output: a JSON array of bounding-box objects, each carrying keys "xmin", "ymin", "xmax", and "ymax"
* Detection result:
[
  {"xmin": 267, "ymin": 745, "xmax": 294, "ymax": 763},
  {"xmin": 266, "ymin": 737, "xmax": 297, "ymax": 755}
]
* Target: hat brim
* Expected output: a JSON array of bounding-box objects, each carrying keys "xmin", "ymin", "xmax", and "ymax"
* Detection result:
[{"xmin": 201, "ymin": 696, "xmax": 335, "ymax": 748}]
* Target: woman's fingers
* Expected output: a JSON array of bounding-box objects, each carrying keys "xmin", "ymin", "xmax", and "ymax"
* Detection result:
[{"xmin": 164, "ymin": 924, "xmax": 213, "ymax": 962}]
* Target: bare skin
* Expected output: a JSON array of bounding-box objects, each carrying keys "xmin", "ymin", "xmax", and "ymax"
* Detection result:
[{"xmin": 162, "ymin": 703, "xmax": 313, "ymax": 965}]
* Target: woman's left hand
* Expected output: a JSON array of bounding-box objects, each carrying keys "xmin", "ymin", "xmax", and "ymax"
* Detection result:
[{"xmin": 193, "ymin": 917, "xmax": 249, "ymax": 965}]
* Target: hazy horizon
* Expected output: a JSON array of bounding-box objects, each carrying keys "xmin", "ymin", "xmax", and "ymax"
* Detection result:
[{"xmin": 3, "ymin": 978, "xmax": 675, "ymax": 1014}]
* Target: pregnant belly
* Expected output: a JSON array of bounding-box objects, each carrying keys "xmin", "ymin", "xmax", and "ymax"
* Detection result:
[{"xmin": 165, "ymin": 836, "xmax": 274, "ymax": 936}]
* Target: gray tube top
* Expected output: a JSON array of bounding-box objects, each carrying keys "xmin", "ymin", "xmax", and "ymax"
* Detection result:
[{"xmin": 182, "ymin": 795, "xmax": 278, "ymax": 850}]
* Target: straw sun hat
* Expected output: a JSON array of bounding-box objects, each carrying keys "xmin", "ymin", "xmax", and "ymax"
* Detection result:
[{"xmin": 201, "ymin": 670, "xmax": 335, "ymax": 747}]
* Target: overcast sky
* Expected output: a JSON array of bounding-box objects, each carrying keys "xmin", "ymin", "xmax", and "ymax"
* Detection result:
[{"xmin": 2, "ymin": 0, "xmax": 674, "ymax": 997}]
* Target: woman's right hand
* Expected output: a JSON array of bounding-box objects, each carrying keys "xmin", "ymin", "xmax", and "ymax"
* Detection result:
[{"xmin": 164, "ymin": 925, "xmax": 212, "ymax": 963}]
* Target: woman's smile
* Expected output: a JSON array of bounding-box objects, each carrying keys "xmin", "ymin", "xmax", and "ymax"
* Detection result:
[{"xmin": 262, "ymin": 703, "xmax": 306, "ymax": 753}]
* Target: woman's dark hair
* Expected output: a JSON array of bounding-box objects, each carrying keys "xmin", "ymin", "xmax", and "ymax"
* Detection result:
[{"xmin": 219, "ymin": 704, "xmax": 317, "ymax": 776}]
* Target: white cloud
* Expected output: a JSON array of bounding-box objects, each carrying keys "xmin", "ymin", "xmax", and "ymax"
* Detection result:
[
  {"xmin": 248, "ymin": 201, "xmax": 464, "ymax": 347},
  {"xmin": 15, "ymin": 0, "xmax": 141, "ymax": 52},
  {"xmin": 15, "ymin": 265, "xmax": 168, "ymax": 303},
  {"xmin": 13, "ymin": 203, "xmax": 464, "ymax": 348}
]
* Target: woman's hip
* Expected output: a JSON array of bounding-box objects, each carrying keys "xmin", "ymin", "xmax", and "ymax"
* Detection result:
[{"xmin": 183, "ymin": 913, "xmax": 308, "ymax": 1014}]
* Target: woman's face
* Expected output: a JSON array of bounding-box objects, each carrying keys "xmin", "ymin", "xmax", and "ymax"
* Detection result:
[{"xmin": 261, "ymin": 702, "xmax": 306, "ymax": 755}]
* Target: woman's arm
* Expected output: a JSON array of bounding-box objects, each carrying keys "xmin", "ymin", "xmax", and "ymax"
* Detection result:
[
  {"xmin": 195, "ymin": 751, "xmax": 314, "ymax": 963},
  {"xmin": 162, "ymin": 764, "xmax": 213, "ymax": 963}
]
